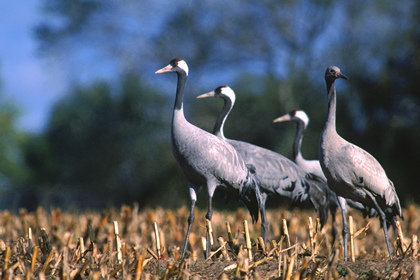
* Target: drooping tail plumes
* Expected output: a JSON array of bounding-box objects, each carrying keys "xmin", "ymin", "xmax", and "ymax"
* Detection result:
[
  {"xmin": 305, "ymin": 175, "xmax": 330, "ymax": 228},
  {"xmin": 239, "ymin": 164, "xmax": 263, "ymax": 224}
]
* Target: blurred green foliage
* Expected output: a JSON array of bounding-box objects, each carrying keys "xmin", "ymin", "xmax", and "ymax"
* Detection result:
[
  {"xmin": 23, "ymin": 74, "xmax": 183, "ymax": 208},
  {"xmin": 0, "ymin": 98, "xmax": 30, "ymax": 187}
]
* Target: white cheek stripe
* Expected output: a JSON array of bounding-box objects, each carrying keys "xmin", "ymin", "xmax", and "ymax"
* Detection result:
[
  {"xmin": 295, "ymin": 110, "xmax": 309, "ymax": 126},
  {"xmin": 178, "ymin": 60, "xmax": 189, "ymax": 75}
]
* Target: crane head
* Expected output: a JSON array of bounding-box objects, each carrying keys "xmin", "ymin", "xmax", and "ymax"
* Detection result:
[
  {"xmin": 273, "ymin": 109, "xmax": 309, "ymax": 128},
  {"xmin": 155, "ymin": 58, "xmax": 189, "ymax": 76},
  {"xmin": 325, "ymin": 66, "xmax": 348, "ymax": 82},
  {"xmin": 197, "ymin": 85, "xmax": 236, "ymax": 104}
]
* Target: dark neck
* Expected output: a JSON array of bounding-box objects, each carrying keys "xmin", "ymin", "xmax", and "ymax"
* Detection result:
[
  {"xmin": 293, "ymin": 121, "xmax": 305, "ymax": 160},
  {"xmin": 174, "ymin": 71, "xmax": 187, "ymax": 111},
  {"xmin": 213, "ymin": 96, "xmax": 233, "ymax": 139},
  {"xmin": 325, "ymin": 80, "xmax": 337, "ymax": 131}
]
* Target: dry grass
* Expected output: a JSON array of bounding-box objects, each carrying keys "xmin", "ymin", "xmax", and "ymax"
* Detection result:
[{"xmin": 0, "ymin": 203, "xmax": 419, "ymax": 279}]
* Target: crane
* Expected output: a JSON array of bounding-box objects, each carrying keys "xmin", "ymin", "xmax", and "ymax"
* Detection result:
[
  {"xmin": 273, "ymin": 109, "xmax": 376, "ymax": 244},
  {"xmin": 198, "ymin": 85, "xmax": 330, "ymax": 241},
  {"xmin": 155, "ymin": 59, "xmax": 263, "ymax": 259},
  {"xmin": 319, "ymin": 65, "xmax": 402, "ymax": 260},
  {"xmin": 273, "ymin": 110, "xmax": 326, "ymax": 180}
]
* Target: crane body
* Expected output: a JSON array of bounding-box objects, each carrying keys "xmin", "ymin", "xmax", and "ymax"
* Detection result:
[
  {"xmin": 156, "ymin": 60, "xmax": 262, "ymax": 259},
  {"xmin": 198, "ymin": 86, "xmax": 330, "ymax": 241},
  {"xmin": 319, "ymin": 66, "xmax": 402, "ymax": 260}
]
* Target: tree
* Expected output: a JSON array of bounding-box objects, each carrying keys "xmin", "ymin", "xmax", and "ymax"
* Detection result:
[
  {"xmin": 33, "ymin": 0, "xmax": 420, "ymax": 206},
  {"xmin": 24, "ymin": 73, "xmax": 187, "ymax": 208},
  {"xmin": 0, "ymin": 97, "xmax": 30, "ymax": 188},
  {"xmin": 329, "ymin": 0, "xmax": 420, "ymax": 202}
]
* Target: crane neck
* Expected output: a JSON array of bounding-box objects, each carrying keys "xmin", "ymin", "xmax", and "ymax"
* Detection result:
[
  {"xmin": 173, "ymin": 71, "xmax": 187, "ymax": 112},
  {"xmin": 325, "ymin": 80, "xmax": 337, "ymax": 132},
  {"xmin": 293, "ymin": 120, "xmax": 305, "ymax": 162},
  {"xmin": 213, "ymin": 96, "xmax": 234, "ymax": 139}
]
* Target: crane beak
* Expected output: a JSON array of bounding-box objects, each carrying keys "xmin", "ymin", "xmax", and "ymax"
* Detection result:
[
  {"xmin": 273, "ymin": 114, "xmax": 291, "ymax": 123},
  {"xmin": 339, "ymin": 72, "xmax": 349, "ymax": 80},
  {"xmin": 155, "ymin": 64, "xmax": 173, "ymax": 74},
  {"xmin": 197, "ymin": 91, "xmax": 216, "ymax": 99}
]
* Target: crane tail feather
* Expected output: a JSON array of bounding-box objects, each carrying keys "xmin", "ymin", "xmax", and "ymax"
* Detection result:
[
  {"xmin": 239, "ymin": 164, "xmax": 263, "ymax": 224},
  {"xmin": 306, "ymin": 178, "xmax": 330, "ymax": 228}
]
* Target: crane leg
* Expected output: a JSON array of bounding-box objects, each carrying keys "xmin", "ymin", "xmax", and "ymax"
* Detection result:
[
  {"xmin": 181, "ymin": 185, "xmax": 198, "ymax": 259},
  {"xmin": 181, "ymin": 199, "xmax": 196, "ymax": 259},
  {"xmin": 337, "ymin": 196, "xmax": 349, "ymax": 261},
  {"xmin": 205, "ymin": 195, "xmax": 213, "ymax": 221},
  {"xmin": 366, "ymin": 193, "xmax": 393, "ymax": 260},
  {"xmin": 330, "ymin": 193, "xmax": 343, "ymax": 246},
  {"xmin": 259, "ymin": 193, "xmax": 268, "ymax": 243},
  {"xmin": 205, "ymin": 195, "xmax": 213, "ymax": 259}
]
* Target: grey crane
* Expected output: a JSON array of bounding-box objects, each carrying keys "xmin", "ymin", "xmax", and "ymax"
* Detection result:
[
  {"xmin": 273, "ymin": 110, "xmax": 326, "ymax": 180},
  {"xmin": 273, "ymin": 109, "xmax": 376, "ymax": 244},
  {"xmin": 197, "ymin": 85, "xmax": 330, "ymax": 241},
  {"xmin": 155, "ymin": 59, "xmax": 263, "ymax": 259},
  {"xmin": 319, "ymin": 66, "xmax": 402, "ymax": 260}
]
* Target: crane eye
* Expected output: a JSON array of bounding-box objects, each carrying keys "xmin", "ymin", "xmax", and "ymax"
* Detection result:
[{"xmin": 329, "ymin": 69, "xmax": 335, "ymax": 74}]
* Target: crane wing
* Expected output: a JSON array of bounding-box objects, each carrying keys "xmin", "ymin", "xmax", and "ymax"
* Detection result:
[
  {"xmin": 344, "ymin": 143, "xmax": 398, "ymax": 206},
  {"xmin": 228, "ymin": 139, "xmax": 310, "ymax": 201}
]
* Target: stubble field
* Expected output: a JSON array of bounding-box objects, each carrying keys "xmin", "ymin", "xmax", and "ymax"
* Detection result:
[{"xmin": 0, "ymin": 203, "xmax": 419, "ymax": 279}]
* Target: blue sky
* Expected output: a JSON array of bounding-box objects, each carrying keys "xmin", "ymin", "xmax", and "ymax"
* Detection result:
[
  {"xmin": 0, "ymin": 2, "xmax": 65, "ymax": 133},
  {"xmin": 0, "ymin": 1, "xmax": 412, "ymax": 135}
]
